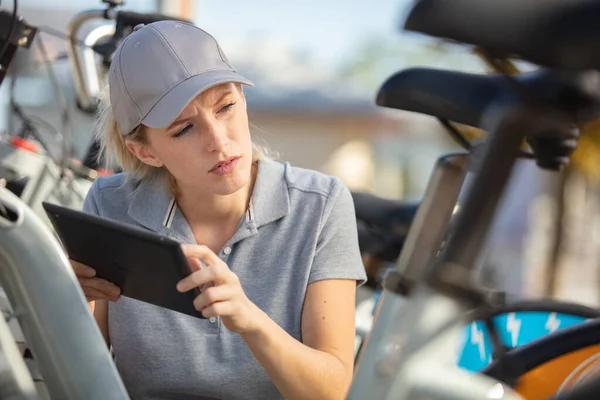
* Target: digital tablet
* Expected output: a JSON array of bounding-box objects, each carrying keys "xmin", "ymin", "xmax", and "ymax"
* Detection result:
[{"xmin": 42, "ymin": 201, "xmax": 204, "ymax": 319}]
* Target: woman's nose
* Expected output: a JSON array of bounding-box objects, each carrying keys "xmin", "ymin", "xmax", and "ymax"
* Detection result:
[{"xmin": 205, "ymin": 123, "xmax": 229, "ymax": 153}]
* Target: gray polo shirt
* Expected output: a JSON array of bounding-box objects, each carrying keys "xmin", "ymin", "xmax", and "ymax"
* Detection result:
[{"xmin": 82, "ymin": 157, "xmax": 367, "ymax": 400}]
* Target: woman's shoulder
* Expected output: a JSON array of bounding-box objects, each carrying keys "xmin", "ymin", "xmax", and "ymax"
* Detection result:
[
  {"xmin": 88, "ymin": 172, "xmax": 136, "ymax": 198},
  {"xmin": 275, "ymin": 160, "xmax": 348, "ymax": 200},
  {"xmin": 82, "ymin": 173, "xmax": 139, "ymax": 215}
]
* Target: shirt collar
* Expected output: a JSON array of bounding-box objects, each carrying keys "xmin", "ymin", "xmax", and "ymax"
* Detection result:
[{"xmin": 126, "ymin": 157, "xmax": 291, "ymax": 242}]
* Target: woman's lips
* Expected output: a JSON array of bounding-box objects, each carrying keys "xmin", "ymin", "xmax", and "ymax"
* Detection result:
[{"xmin": 209, "ymin": 156, "xmax": 240, "ymax": 175}]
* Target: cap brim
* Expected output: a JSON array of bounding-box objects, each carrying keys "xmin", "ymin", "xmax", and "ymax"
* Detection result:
[{"xmin": 142, "ymin": 70, "xmax": 254, "ymax": 129}]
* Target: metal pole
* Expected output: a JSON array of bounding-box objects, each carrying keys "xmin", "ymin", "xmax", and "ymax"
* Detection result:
[
  {"xmin": 396, "ymin": 153, "xmax": 469, "ymax": 281},
  {"xmin": 350, "ymin": 152, "xmax": 469, "ymax": 399}
]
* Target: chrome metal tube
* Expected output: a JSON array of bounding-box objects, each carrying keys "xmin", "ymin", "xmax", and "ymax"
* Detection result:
[
  {"xmin": 395, "ymin": 153, "xmax": 468, "ymax": 281},
  {"xmin": 82, "ymin": 23, "xmax": 115, "ymax": 99},
  {"xmin": 0, "ymin": 188, "xmax": 129, "ymax": 399},
  {"xmin": 65, "ymin": 10, "xmax": 115, "ymax": 112}
]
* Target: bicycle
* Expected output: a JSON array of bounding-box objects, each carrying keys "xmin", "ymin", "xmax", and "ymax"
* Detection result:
[
  {"xmin": 350, "ymin": 0, "xmax": 600, "ymax": 399},
  {"xmin": 351, "ymin": 68, "xmax": 600, "ymax": 369},
  {"xmin": 0, "ymin": 1, "xmax": 189, "ymax": 398},
  {"xmin": 0, "ymin": 0, "xmax": 190, "ymax": 228},
  {"xmin": 2, "ymin": 0, "xmax": 600, "ymax": 399}
]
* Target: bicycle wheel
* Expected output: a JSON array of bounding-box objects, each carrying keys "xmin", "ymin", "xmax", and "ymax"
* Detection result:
[
  {"xmin": 481, "ymin": 317, "xmax": 600, "ymax": 399},
  {"xmin": 457, "ymin": 300, "xmax": 600, "ymax": 372}
]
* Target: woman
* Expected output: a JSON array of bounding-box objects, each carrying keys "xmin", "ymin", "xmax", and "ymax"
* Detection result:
[{"xmin": 72, "ymin": 20, "xmax": 367, "ymax": 400}]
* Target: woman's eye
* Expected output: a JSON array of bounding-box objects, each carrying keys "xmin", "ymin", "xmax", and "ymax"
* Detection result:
[
  {"xmin": 173, "ymin": 124, "xmax": 193, "ymax": 138},
  {"xmin": 218, "ymin": 102, "xmax": 236, "ymax": 114}
]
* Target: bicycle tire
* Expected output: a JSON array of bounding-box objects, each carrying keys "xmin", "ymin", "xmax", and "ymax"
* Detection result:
[{"xmin": 481, "ymin": 318, "xmax": 600, "ymax": 399}]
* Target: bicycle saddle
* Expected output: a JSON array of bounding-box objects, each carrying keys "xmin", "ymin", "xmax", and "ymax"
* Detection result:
[
  {"xmin": 352, "ymin": 192, "xmax": 418, "ymax": 238},
  {"xmin": 404, "ymin": 0, "xmax": 600, "ymax": 69},
  {"xmin": 376, "ymin": 67, "xmax": 600, "ymax": 127},
  {"xmin": 404, "ymin": 0, "xmax": 600, "ymax": 71}
]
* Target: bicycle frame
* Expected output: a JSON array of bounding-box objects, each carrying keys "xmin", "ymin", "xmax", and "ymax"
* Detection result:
[
  {"xmin": 351, "ymin": 152, "xmax": 468, "ymax": 397},
  {"xmin": 0, "ymin": 187, "xmax": 129, "ymax": 399},
  {"xmin": 0, "ymin": 300, "xmax": 38, "ymax": 400},
  {"xmin": 349, "ymin": 104, "xmax": 547, "ymax": 400}
]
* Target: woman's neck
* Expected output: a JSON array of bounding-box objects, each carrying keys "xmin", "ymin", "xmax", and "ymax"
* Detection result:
[{"xmin": 174, "ymin": 163, "xmax": 257, "ymax": 228}]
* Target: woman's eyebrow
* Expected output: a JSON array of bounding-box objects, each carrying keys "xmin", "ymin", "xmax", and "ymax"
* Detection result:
[
  {"xmin": 208, "ymin": 89, "xmax": 234, "ymax": 106},
  {"xmin": 167, "ymin": 115, "xmax": 191, "ymax": 130}
]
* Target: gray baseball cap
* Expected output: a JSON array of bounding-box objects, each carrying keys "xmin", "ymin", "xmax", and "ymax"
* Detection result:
[{"xmin": 108, "ymin": 20, "xmax": 254, "ymax": 135}]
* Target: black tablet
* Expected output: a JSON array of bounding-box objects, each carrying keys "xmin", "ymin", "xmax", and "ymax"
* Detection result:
[{"xmin": 42, "ymin": 201, "xmax": 204, "ymax": 319}]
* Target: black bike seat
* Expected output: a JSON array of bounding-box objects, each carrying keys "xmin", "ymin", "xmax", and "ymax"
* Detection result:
[
  {"xmin": 404, "ymin": 0, "xmax": 600, "ymax": 71},
  {"xmin": 376, "ymin": 68, "xmax": 505, "ymax": 127},
  {"xmin": 352, "ymin": 191, "xmax": 418, "ymax": 238},
  {"xmin": 376, "ymin": 67, "xmax": 600, "ymax": 127},
  {"xmin": 357, "ymin": 220, "xmax": 403, "ymax": 263}
]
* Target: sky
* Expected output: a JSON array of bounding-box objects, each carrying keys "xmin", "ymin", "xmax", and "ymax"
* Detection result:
[
  {"xmin": 16, "ymin": 0, "xmax": 413, "ymax": 68},
  {"xmin": 194, "ymin": 0, "xmax": 411, "ymax": 67}
]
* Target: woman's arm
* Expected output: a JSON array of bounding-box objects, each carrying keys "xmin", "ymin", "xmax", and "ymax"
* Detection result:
[
  {"xmin": 240, "ymin": 279, "xmax": 356, "ymax": 400},
  {"xmin": 176, "ymin": 179, "xmax": 366, "ymax": 399},
  {"xmin": 177, "ymin": 245, "xmax": 360, "ymax": 400}
]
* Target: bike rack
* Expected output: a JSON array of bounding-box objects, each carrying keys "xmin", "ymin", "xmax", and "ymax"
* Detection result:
[{"xmin": 0, "ymin": 187, "xmax": 129, "ymax": 399}]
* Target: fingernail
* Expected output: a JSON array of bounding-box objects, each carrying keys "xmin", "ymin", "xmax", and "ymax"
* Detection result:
[
  {"xmin": 110, "ymin": 285, "xmax": 120, "ymax": 295},
  {"xmin": 176, "ymin": 282, "xmax": 185, "ymax": 292}
]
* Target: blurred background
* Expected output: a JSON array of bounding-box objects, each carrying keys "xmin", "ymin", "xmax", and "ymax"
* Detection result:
[{"xmin": 2, "ymin": 0, "xmax": 600, "ymax": 307}]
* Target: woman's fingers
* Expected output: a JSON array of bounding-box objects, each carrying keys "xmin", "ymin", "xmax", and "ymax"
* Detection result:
[
  {"xmin": 193, "ymin": 284, "xmax": 235, "ymax": 311},
  {"xmin": 69, "ymin": 259, "xmax": 120, "ymax": 301},
  {"xmin": 200, "ymin": 301, "xmax": 234, "ymax": 319},
  {"xmin": 79, "ymin": 276, "xmax": 121, "ymax": 300},
  {"xmin": 187, "ymin": 256, "xmax": 205, "ymax": 273},
  {"xmin": 82, "ymin": 286, "xmax": 120, "ymax": 302},
  {"xmin": 181, "ymin": 244, "xmax": 221, "ymax": 267},
  {"xmin": 177, "ymin": 266, "xmax": 218, "ymax": 292},
  {"xmin": 177, "ymin": 261, "xmax": 235, "ymax": 292},
  {"xmin": 71, "ymin": 260, "xmax": 96, "ymax": 277}
]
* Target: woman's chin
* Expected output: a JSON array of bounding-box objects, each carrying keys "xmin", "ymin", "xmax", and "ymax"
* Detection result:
[
  {"xmin": 210, "ymin": 173, "xmax": 250, "ymax": 196},
  {"xmin": 211, "ymin": 157, "xmax": 254, "ymax": 195}
]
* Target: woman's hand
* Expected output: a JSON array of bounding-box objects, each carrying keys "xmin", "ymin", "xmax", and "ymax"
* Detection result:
[
  {"xmin": 70, "ymin": 260, "xmax": 121, "ymax": 303},
  {"xmin": 176, "ymin": 243, "xmax": 260, "ymax": 334}
]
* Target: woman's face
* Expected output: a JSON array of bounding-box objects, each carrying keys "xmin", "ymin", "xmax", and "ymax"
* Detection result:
[{"xmin": 127, "ymin": 83, "xmax": 254, "ymax": 196}]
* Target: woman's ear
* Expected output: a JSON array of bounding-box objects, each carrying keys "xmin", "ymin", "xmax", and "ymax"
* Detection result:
[{"xmin": 125, "ymin": 139, "xmax": 164, "ymax": 168}]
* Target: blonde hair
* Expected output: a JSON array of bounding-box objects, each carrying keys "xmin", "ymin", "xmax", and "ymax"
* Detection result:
[{"xmin": 93, "ymin": 84, "xmax": 271, "ymax": 191}]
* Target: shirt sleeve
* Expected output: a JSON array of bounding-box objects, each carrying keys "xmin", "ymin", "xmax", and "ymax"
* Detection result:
[{"xmin": 308, "ymin": 178, "xmax": 368, "ymax": 287}]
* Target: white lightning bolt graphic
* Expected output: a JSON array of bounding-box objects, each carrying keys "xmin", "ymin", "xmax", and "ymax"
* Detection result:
[
  {"xmin": 470, "ymin": 322, "xmax": 486, "ymax": 361},
  {"xmin": 507, "ymin": 313, "xmax": 521, "ymax": 347},
  {"xmin": 545, "ymin": 312, "xmax": 561, "ymax": 333}
]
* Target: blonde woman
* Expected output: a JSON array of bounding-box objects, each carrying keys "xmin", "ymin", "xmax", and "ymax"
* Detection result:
[{"xmin": 71, "ymin": 20, "xmax": 366, "ymax": 400}]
